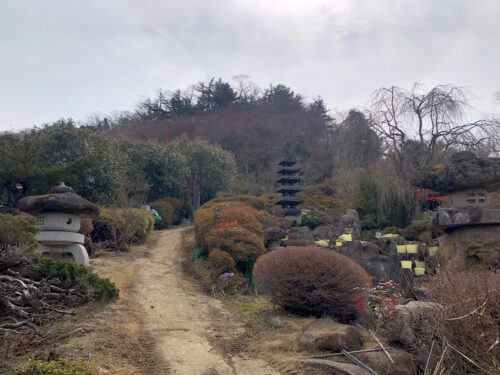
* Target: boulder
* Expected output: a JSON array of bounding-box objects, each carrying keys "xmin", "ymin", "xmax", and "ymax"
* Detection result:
[
  {"xmin": 270, "ymin": 316, "xmax": 299, "ymax": 328},
  {"xmin": 298, "ymin": 318, "xmax": 363, "ymax": 352},
  {"xmin": 338, "ymin": 240, "xmax": 415, "ymax": 297},
  {"xmin": 263, "ymin": 227, "xmax": 287, "ymax": 241},
  {"xmin": 312, "ymin": 225, "xmax": 334, "ymax": 241},
  {"xmin": 356, "ymin": 348, "xmax": 415, "ymax": 375},
  {"xmin": 343, "ymin": 209, "xmax": 362, "ymax": 240},
  {"xmin": 299, "ymin": 359, "xmax": 370, "ymax": 375},
  {"xmin": 297, "ymin": 226, "xmax": 314, "ymax": 244},
  {"xmin": 216, "ymin": 273, "xmax": 248, "ymax": 293},
  {"xmin": 438, "ymin": 225, "xmax": 500, "ymax": 269}
]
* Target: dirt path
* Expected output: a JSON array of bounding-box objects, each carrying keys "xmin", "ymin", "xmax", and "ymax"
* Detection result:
[{"xmin": 91, "ymin": 227, "xmax": 279, "ymax": 375}]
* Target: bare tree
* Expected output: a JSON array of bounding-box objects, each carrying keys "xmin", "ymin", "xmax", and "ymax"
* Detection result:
[{"xmin": 369, "ymin": 83, "xmax": 500, "ymax": 166}]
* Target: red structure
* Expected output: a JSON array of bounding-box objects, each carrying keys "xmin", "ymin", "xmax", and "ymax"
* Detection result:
[{"xmin": 416, "ymin": 189, "xmax": 448, "ymax": 210}]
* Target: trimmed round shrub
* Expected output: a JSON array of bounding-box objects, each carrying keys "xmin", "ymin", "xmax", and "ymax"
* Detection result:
[
  {"xmin": 0, "ymin": 214, "xmax": 39, "ymax": 252},
  {"xmin": 207, "ymin": 195, "xmax": 266, "ymax": 210},
  {"xmin": 209, "ymin": 249, "xmax": 236, "ymax": 280},
  {"xmin": 253, "ymin": 247, "xmax": 372, "ymax": 322},
  {"xmin": 194, "ymin": 203, "xmax": 263, "ymax": 248},
  {"xmin": 151, "ymin": 200, "xmax": 174, "ymax": 229},
  {"xmin": 254, "ymin": 210, "xmax": 278, "ymax": 229},
  {"xmin": 204, "ymin": 227, "xmax": 265, "ymax": 264}
]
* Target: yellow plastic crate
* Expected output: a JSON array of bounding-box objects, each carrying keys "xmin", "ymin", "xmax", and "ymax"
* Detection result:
[
  {"xmin": 406, "ymin": 244, "xmax": 418, "ymax": 254},
  {"xmin": 396, "ymin": 245, "xmax": 407, "ymax": 254},
  {"xmin": 336, "ymin": 241, "xmax": 343, "ymax": 247},
  {"xmin": 414, "ymin": 267, "xmax": 425, "ymax": 275},
  {"xmin": 338, "ymin": 233, "xmax": 352, "ymax": 242},
  {"xmin": 415, "ymin": 261, "xmax": 425, "ymax": 268},
  {"xmin": 401, "ymin": 261, "xmax": 413, "ymax": 269}
]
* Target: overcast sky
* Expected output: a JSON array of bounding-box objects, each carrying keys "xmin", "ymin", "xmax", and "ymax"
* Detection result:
[{"xmin": 1, "ymin": 0, "xmax": 499, "ymax": 131}]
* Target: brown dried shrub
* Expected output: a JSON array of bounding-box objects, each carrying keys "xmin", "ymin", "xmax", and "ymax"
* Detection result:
[
  {"xmin": 209, "ymin": 249, "xmax": 236, "ymax": 280},
  {"xmin": 78, "ymin": 217, "xmax": 93, "ymax": 235},
  {"xmin": 253, "ymin": 247, "xmax": 372, "ymax": 322},
  {"xmin": 403, "ymin": 269, "xmax": 500, "ymax": 374},
  {"xmin": 204, "ymin": 227, "xmax": 265, "ymax": 264}
]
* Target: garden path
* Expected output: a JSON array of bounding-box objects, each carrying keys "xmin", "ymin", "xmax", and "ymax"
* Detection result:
[{"xmin": 91, "ymin": 226, "xmax": 279, "ymax": 375}]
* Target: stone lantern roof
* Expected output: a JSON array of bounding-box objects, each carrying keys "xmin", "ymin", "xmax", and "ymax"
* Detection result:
[
  {"xmin": 412, "ymin": 151, "xmax": 500, "ymax": 193},
  {"xmin": 17, "ymin": 183, "xmax": 100, "ymax": 217}
]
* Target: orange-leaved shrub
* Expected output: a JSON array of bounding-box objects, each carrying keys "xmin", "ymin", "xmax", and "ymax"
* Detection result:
[
  {"xmin": 206, "ymin": 195, "xmax": 266, "ymax": 210},
  {"xmin": 253, "ymin": 247, "xmax": 372, "ymax": 323},
  {"xmin": 204, "ymin": 227, "xmax": 265, "ymax": 264},
  {"xmin": 194, "ymin": 203, "xmax": 263, "ymax": 248},
  {"xmin": 209, "ymin": 249, "xmax": 236, "ymax": 280}
]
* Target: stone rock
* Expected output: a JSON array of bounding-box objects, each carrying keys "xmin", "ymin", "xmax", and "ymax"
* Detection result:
[
  {"xmin": 342, "ymin": 209, "xmax": 362, "ymax": 240},
  {"xmin": 433, "ymin": 207, "xmax": 500, "ymax": 229},
  {"xmin": 357, "ymin": 348, "xmax": 415, "ymax": 375},
  {"xmin": 216, "ymin": 273, "xmax": 248, "ymax": 293},
  {"xmin": 297, "ymin": 226, "xmax": 314, "ymax": 244},
  {"xmin": 396, "ymin": 301, "xmax": 442, "ymax": 318},
  {"xmin": 312, "ymin": 225, "xmax": 334, "ymax": 241},
  {"xmin": 263, "ymin": 227, "xmax": 287, "ymax": 241},
  {"xmin": 299, "ymin": 359, "xmax": 370, "ymax": 375},
  {"xmin": 18, "ymin": 183, "xmax": 100, "ymax": 217},
  {"xmin": 438, "ymin": 225, "xmax": 500, "ymax": 269},
  {"xmin": 298, "ymin": 318, "xmax": 363, "ymax": 352},
  {"xmin": 355, "ymin": 304, "xmax": 377, "ymax": 330},
  {"xmin": 412, "ymin": 153, "xmax": 500, "ymax": 192},
  {"xmin": 338, "ymin": 240, "xmax": 415, "ymax": 297},
  {"xmin": 270, "ymin": 316, "xmax": 299, "ymax": 328}
]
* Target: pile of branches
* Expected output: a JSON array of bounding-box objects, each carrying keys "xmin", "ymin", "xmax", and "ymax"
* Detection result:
[{"xmin": 0, "ymin": 268, "xmax": 97, "ymax": 336}]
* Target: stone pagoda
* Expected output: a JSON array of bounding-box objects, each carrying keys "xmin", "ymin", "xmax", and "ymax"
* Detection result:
[
  {"xmin": 275, "ymin": 160, "xmax": 303, "ymax": 225},
  {"xmin": 18, "ymin": 183, "xmax": 100, "ymax": 265},
  {"xmin": 413, "ymin": 151, "xmax": 500, "ymax": 269}
]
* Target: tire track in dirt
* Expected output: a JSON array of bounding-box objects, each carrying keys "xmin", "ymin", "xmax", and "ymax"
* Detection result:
[{"xmin": 93, "ymin": 226, "xmax": 279, "ymax": 375}]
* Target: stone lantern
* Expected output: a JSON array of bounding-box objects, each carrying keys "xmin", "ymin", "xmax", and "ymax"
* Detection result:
[
  {"xmin": 18, "ymin": 183, "xmax": 100, "ymax": 265},
  {"xmin": 413, "ymin": 152, "xmax": 500, "ymax": 269}
]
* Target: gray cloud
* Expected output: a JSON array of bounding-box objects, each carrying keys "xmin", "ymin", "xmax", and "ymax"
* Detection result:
[{"xmin": 1, "ymin": 0, "xmax": 499, "ymax": 130}]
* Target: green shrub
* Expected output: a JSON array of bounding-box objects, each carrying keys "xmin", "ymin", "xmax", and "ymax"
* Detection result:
[
  {"xmin": 37, "ymin": 258, "xmax": 119, "ymax": 300},
  {"xmin": 0, "ymin": 214, "xmax": 39, "ymax": 252},
  {"xmin": 90, "ymin": 207, "xmax": 125, "ymax": 247},
  {"xmin": 120, "ymin": 208, "xmax": 154, "ymax": 243},
  {"xmin": 253, "ymin": 247, "xmax": 372, "ymax": 323},
  {"xmin": 300, "ymin": 208, "xmax": 326, "ymax": 230},
  {"xmin": 151, "ymin": 200, "xmax": 174, "ymax": 229},
  {"xmin": 161, "ymin": 197, "xmax": 184, "ymax": 224},
  {"xmin": 7, "ymin": 358, "xmax": 99, "ymax": 375},
  {"xmin": 90, "ymin": 207, "xmax": 153, "ymax": 249},
  {"xmin": 209, "ymin": 249, "xmax": 236, "ymax": 280}
]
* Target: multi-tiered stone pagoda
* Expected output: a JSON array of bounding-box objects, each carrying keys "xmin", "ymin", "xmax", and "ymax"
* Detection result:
[{"xmin": 275, "ymin": 160, "xmax": 303, "ymax": 225}]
